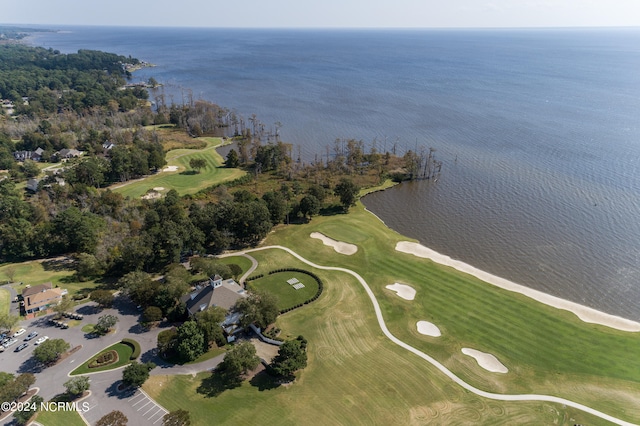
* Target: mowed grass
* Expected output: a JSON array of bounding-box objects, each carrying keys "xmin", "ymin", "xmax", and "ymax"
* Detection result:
[
  {"xmin": 247, "ymin": 271, "xmax": 319, "ymax": 311},
  {"xmin": 218, "ymin": 256, "xmax": 253, "ymax": 277},
  {"xmin": 35, "ymin": 408, "xmax": 86, "ymax": 426},
  {"xmin": 144, "ymin": 249, "xmax": 611, "ymax": 425},
  {"xmin": 112, "ymin": 137, "xmax": 245, "ymax": 198},
  {"xmin": 0, "ymin": 258, "xmax": 100, "ymax": 300},
  {"xmin": 260, "ymin": 201, "xmax": 640, "ymax": 423},
  {"xmin": 70, "ymin": 342, "xmax": 133, "ymax": 375},
  {"xmin": 0, "ymin": 288, "xmax": 10, "ymax": 315}
]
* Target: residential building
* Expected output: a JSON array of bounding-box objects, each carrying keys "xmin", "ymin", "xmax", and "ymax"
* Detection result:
[{"xmin": 21, "ymin": 282, "xmax": 67, "ymax": 314}]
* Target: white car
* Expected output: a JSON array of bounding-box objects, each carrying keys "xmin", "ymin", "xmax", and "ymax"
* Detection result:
[
  {"xmin": 12, "ymin": 328, "xmax": 26, "ymax": 338},
  {"xmin": 34, "ymin": 336, "xmax": 49, "ymax": 345}
]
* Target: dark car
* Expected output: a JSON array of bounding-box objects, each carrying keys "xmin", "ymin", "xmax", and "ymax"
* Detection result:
[
  {"xmin": 24, "ymin": 332, "xmax": 38, "ymax": 341},
  {"xmin": 15, "ymin": 343, "xmax": 28, "ymax": 352}
]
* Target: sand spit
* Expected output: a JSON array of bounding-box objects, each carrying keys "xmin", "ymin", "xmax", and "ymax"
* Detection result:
[
  {"xmin": 416, "ymin": 320, "xmax": 441, "ymax": 337},
  {"xmin": 310, "ymin": 232, "xmax": 357, "ymax": 255},
  {"xmin": 162, "ymin": 165, "xmax": 179, "ymax": 172},
  {"xmin": 385, "ymin": 283, "xmax": 416, "ymax": 301},
  {"xmin": 462, "ymin": 348, "xmax": 508, "ymax": 373},
  {"xmin": 396, "ymin": 241, "xmax": 640, "ymax": 332}
]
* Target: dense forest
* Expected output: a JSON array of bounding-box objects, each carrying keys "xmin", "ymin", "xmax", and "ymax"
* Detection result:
[
  {"xmin": 0, "ymin": 43, "xmax": 147, "ymax": 115},
  {"xmin": 0, "ymin": 43, "xmax": 434, "ymax": 286}
]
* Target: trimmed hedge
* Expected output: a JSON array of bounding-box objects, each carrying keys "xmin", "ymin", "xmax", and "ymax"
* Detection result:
[
  {"xmin": 266, "ymin": 268, "xmax": 324, "ymax": 314},
  {"xmin": 122, "ymin": 338, "xmax": 141, "ymax": 360}
]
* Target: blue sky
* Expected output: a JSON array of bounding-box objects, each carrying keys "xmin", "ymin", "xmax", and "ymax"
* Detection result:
[{"xmin": 3, "ymin": 0, "xmax": 640, "ymax": 28}]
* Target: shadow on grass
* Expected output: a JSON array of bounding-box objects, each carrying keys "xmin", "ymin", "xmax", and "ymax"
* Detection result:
[
  {"xmin": 41, "ymin": 258, "xmax": 73, "ymax": 272},
  {"xmin": 319, "ymin": 204, "xmax": 348, "ymax": 216},
  {"xmin": 179, "ymin": 170, "xmax": 199, "ymax": 175},
  {"xmin": 249, "ymin": 370, "xmax": 282, "ymax": 391},
  {"xmin": 196, "ymin": 369, "xmax": 242, "ymax": 398}
]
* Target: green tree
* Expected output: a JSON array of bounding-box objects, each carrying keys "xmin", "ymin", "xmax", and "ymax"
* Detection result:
[
  {"xmin": 0, "ymin": 313, "xmax": 20, "ymax": 331},
  {"xmin": 52, "ymin": 295, "xmax": 74, "ymax": 316},
  {"xmin": 218, "ymin": 341, "xmax": 259, "ymax": 381},
  {"xmin": 143, "ymin": 306, "xmax": 163, "ymax": 323},
  {"xmin": 334, "ymin": 177, "xmax": 360, "ymax": 212},
  {"xmin": 189, "ymin": 158, "xmax": 207, "ymax": 173},
  {"xmin": 63, "ymin": 376, "xmax": 90, "ymax": 397},
  {"xmin": 122, "ymin": 361, "xmax": 156, "ymax": 388},
  {"xmin": 21, "ymin": 159, "xmax": 40, "ymax": 178},
  {"xmin": 90, "ymin": 289, "xmax": 114, "ymax": 308},
  {"xmin": 262, "ymin": 191, "xmax": 288, "ymax": 224},
  {"xmin": 299, "ymin": 195, "xmax": 320, "ymax": 220},
  {"xmin": 163, "ymin": 409, "xmax": 191, "ymax": 426},
  {"xmin": 270, "ymin": 336, "xmax": 308, "ymax": 378},
  {"xmin": 189, "ymin": 257, "xmax": 231, "ymax": 279},
  {"xmin": 225, "ymin": 149, "xmax": 239, "ymax": 168},
  {"xmin": 157, "ymin": 328, "xmax": 178, "ymax": 357},
  {"xmin": 176, "ymin": 320, "xmax": 205, "ymax": 362},
  {"xmin": 94, "ymin": 314, "xmax": 118, "ymax": 335},
  {"xmin": 234, "ymin": 290, "xmax": 279, "ymax": 330},
  {"xmin": 13, "ymin": 394, "xmax": 42, "ymax": 425},
  {"xmin": 96, "ymin": 410, "xmax": 128, "ymax": 426},
  {"xmin": 195, "ymin": 306, "xmax": 227, "ymax": 347},
  {"xmin": 75, "ymin": 253, "xmax": 105, "ymax": 281},
  {"xmin": 119, "ymin": 271, "xmax": 157, "ymax": 307},
  {"xmin": 33, "ymin": 338, "xmax": 70, "ymax": 365},
  {"xmin": 0, "ymin": 373, "xmax": 34, "ymax": 404}
]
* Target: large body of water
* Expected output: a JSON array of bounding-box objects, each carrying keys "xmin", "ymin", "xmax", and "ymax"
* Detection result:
[{"xmin": 27, "ymin": 26, "xmax": 640, "ymax": 321}]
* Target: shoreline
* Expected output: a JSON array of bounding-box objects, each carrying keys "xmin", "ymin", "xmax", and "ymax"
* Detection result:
[{"xmin": 395, "ymin": 240, "xmax": 640, "ymax": 332}]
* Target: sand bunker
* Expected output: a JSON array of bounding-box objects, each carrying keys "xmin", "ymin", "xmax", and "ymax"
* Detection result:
[
  {"xmin": 310, "ymin": 232, "xmax": 357, "ymax": 255},
  {"xmin": 462, "ymin": 348, "xmax": 508, "ymax": 373},
  {"xmin": 385, "ymin": 283, "xmax": 416, "ymax": 301},
  {"xmin": 153, "ymin": 187, "xmax": 165, "ymax": 191},
  {"xmin": 416, "ymin": 321, "xmax": 441, "ymax": 337},
  {"xmin": 396, "ymin": 241, "xmax": 640, "ymax": 332},
  {"xmin": 162, "ymin": 165, "xmax": 179, "ymax": 172},
  {"xmin": 141, "ymin": 191, "xmax": 162, "ymax": 200}
]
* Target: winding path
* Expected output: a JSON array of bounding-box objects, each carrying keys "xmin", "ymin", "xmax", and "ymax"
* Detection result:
[{"xmin": 227, "ymin": 245, "xmax": 637, "ymax": 426}]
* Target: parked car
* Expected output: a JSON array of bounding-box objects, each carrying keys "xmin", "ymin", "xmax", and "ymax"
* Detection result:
[
  {"xmin": 34, "ymin": 336, "xmax": 49, "ymax": 345},
  {"xmin": 15, "ymin": 343, "xmax": 28, "ymax": 352},
  {"xmin": 3, "ymin": 338, "xmax": 17, "ymax": 347},
  {"xmin": 12, "ymin": 328, "xmax": 26, "ymax": 338},
  {"xmin": 24, "ymin": 331, "xmax": 38, "ymax": 341}
]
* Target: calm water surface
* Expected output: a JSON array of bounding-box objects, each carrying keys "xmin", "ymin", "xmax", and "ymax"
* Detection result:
[{"xmin": 27, "ymin": 26, "xmax": 640, "ymax": 320}]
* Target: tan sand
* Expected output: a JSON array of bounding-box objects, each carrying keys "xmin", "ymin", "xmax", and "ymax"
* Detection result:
[
  {"xmin": 396, "ymin": 241, "xmax": 640, "ymax": 332},
  {"xmin": 153, "ymin": 187, "xmax": 165, "ymax": 191},
  {"xmin": 310, "ymin": 232, "xmax": 357, "ymax": 255},
  {"xmin": 385, "ymin": 283, "xmax": 416, "ymax": 301},
  {"xmin": 416, "ymin": 320, "xmax": 441, "ymax": 337},
  {"xmin": 162, "ymin": 165, "xmax": 179, "ymax": 172},
  {"xmin": 462, "ymin": 348, "xmax": 508, "ymax": 373}
]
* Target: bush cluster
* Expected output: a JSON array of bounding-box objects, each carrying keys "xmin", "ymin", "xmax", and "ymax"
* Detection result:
[
  {"xmin": 121, "ymin": 338, "xmax": 141, "ymax": 360},
  {"xmin": 88, "ymin": 350, "xmax": 118, "ymax": 368},
  {"xmin": 245, "ymin": 274, "xmax": 264, "ymax": 281}
]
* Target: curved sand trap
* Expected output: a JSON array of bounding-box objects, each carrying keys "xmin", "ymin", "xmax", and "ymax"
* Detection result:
[
  {"xmin": 416, "ymin": 320, "xmax": 441, "ymax": 337},
  {"xmin": 310, "ymin": 232, "xmax": 357, "ymax": 255},
  {"xmin": 396, "ymin": 241, "xmax": 640, "ymax": 332},
  {"xmin": 462, "ymin": 348, "xmax": 508, "ymax": 373},
  {"xmin": 162, "ymin": 165, "xmax": 179, "ymax": 172},
  {"xmin": 153, "ymin": 187, "xmax": 165, "ymax": 191},
  {"xmin": 385, "ymin": 283, "xmax": 416, "ymax": 301},
  {"xmin": 141, "ymin": 191, "xmax": 162, "ymax": 200}
]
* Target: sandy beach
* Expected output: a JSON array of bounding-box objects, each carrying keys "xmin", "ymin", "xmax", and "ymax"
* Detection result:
[{"xmin": 396, "ymin": 241, "xmax": 640, "ymax": 332}]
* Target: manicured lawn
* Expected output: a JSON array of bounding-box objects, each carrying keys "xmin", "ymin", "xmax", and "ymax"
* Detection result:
[
  {"xmin": 0, "ymin": 258, "xmax": 102, "ymax": 300},
  {"xmin": 260, "ymin": 202, "xmax": 640, "ymax": 422},
  {"xmin": 145, "ymin": 248, "xmax": 611, "ymax": 425},
  {"xmin": 70, "ymin": 342, "xmax": 134, "ymax": 375},
  {"xmin": 111, "ymin": 138, "xmax": 245, "ymax": 198},
  {"xmin": 0, "ymin": 288, "xmax": 10, "ymax": 315},
  {"xmin": 35, "ymin": 408, "xmax": 86, "ymax": 426},
  {"xmin": 247, "ymin": 271, "xmax": 319, "ymax": 311},
  {"xmin": 218, "ymin": 256, "xmax": 253, "ymax": 277}
]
